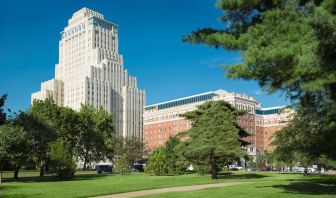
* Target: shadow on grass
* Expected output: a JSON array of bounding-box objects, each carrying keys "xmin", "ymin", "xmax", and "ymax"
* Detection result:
[
  {"xmin": 258, "ymin": 181, "xmax": 336, "ymax": 196},
  {"xmin": 0, "ymin": 186, "xmax": 44, "ymax": 198},
  {"xmin": 276, "ymin": 182, "xmax": 336, "ymax": 195},
  {"xmin": 217, "ymin": 172, "xmax": 269, "ymax": 180},
  {"xmin": 3, "ymin": 173, "xmax": 110, "ymax": 183}
]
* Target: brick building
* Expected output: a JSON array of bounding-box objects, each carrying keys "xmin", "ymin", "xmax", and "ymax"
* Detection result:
[{"xmin": 143, "ymin": 89, "xmax": 294, "ymax": 155}]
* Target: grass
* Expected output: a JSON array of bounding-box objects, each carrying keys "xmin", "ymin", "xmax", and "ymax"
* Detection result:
[
  {"xmin": 141, "ymin": 173, "xmax": 336, "ymax": 198},
  {"xmin": 0, "ymin": 170, "xmax": 336, "ymax": 198}
]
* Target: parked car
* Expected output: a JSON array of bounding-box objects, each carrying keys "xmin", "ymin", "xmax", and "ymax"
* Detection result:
[
  {"xmin": 131, "ymin": 164, "xmax": 144, "ymax": 172},
  {"xmin": 247, "ymin": 167, "xmax": 257, "ymax": 171},
  {"xmin": 308, "ymin": 167, "xmax": 319, "ymax": 173},
  {"xmin": 97, "ymin": 165, "xmax": 113, "ymax": 174},
  {"xmin": 186, "ymin": 165, "xmax": 194, "ymax": 172},
  {"xmin": 229, "ymin": 165, "xmax": 244, "ymax": 171},
  {"xmin": 292, "ymin": 166, "xmax": 305, "ymax": 173},
  {"xmin": 260, "ymin": 166, "xmax": 272, "ymax": 171}
]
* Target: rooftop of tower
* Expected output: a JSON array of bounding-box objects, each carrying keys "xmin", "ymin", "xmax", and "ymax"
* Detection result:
[
  {"xmin": 74, "ymin": 7, "xmax": 104, "ymax": 19},
  {"xmin": 68, "ymin": 7, "xmax": 104, "ymax": 26}
]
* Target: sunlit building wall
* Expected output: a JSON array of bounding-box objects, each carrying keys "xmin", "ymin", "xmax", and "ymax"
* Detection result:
[{"xmin": 32, "ymin": 8, "xmax": 145, "ymax": 138}]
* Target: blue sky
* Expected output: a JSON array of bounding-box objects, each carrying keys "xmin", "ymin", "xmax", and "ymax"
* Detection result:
[{"xmin": 0, "ymin": 0, "xmax": 289, "ymax": 113}]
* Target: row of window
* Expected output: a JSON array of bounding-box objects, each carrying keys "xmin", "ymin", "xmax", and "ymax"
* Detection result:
[
  {"xmin": 256, "ymin": 108, "xmax": 281, "ymax": 115},
  {"xmin": 145, "ymin": 93, "xmax": 216, "ymax": 111},
  {"xmin": 62, "ymin": 23, "xmax": 86, "ymax": 38},
  {"xmin": 88, "ymin": 17, "xmax": 114, "ymax": 31}
]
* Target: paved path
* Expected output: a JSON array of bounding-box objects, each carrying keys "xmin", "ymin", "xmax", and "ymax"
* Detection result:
[{"xmin": 95, "ymin": 182, "xmax": 245, "ymax": 198}]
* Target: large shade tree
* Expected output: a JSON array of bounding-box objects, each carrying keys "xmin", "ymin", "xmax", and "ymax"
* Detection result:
[
  {"xmin": 113, "ymin": 135, "xmax": 147, "ymax": 167},
  {"xmin": 184, "ymin": 0, "xmax": 336, "ymax": 160},
  {"xmin": 15, "ymin": 111, "xmax": 56, "ymax": 177},
  {"xmin": 29, "ymin": 99, "xmax": 80, "ymax": 156},
  {"xmin": 0, "ymin": 124, "xmax": 31, "ymax": 183},
  {"xmin": 77, "ymin": 105, "xmax": 114, "ymax": 170},
  {"xmin": 180, "ymin": 101, "xmax": 248, "ymax": 179}
]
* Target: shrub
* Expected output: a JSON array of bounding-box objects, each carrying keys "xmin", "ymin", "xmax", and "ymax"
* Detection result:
[
  {"xmin": 194, "ymin": 164, "xmax": 210, "ymax": 175},
  {"xmin": 145, "ymin": 149, "xmax": 167, "ymax": 176},
  {"xmin": 164, "ymin": 136, "xmax": 189, "ymax": 175},
  {"xmin": 114, "ymin": 156, "xmax": 130, "ymax": 175},
  {"xmin": 50, "ymin": 139, "xmax": 76, "ymax": 180}
]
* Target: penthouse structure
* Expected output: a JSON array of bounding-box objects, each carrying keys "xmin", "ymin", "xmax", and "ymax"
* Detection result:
[
  {"xmin": 32, "ymin": 8, "xmax": 145, "ymax": 138},
  {"xmin": 144, "ymin": 89, "xmax": 293, "ymax": 155}
]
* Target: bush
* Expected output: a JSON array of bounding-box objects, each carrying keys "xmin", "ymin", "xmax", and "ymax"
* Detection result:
[
  {"xmin": 164, "ymin": 136, "xmax": 189, "ymax": 175},
  {"xmin": 194, "ymin": 164, "xmax": 210, "ymax": 175},
  {"xmin": 145, "ymin": 149, "xmax": 167, "ymax": 176},
  {"xmin": 50, "ymin": 139, "xmax": 76, "ymax": 180},
  {"xmin": 114, "ymin": 156, "xmax": 130, "ymax": 175},
  {"xmin": 248, "ymin": 162, "xmax": 257, "ymax": 169}
]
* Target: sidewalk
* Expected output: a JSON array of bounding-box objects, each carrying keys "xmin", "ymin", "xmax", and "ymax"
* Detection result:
[{"xmin": 95, "ymin": 182, "xmax": 245, "ymax": 198}]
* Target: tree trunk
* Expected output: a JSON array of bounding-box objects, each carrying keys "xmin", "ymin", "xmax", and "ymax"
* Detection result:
[
  {"xmin": 45, "ymin": 158, "xmax": 50, "ymax": 173},
  {"xmin": 14, "ymin": 165, "xmax": 21, "ymax": 179},
  {"xmin": 39, "ymin": 161, "xmax": 45, "ymax": 177},
  {"xmin": 210, "ymin": 153, "xmax": 218, "ymax": 179},
  {"xmin": 304, "ymin": 167, "xmax": 308, "ymax": 176},
  {"xmin": 0, "ymin": 170, "xmax": 2, "ymax": 184},
  {"xmin": 83, "ymin": 152, "xmax": 88, "ymax": 170}
]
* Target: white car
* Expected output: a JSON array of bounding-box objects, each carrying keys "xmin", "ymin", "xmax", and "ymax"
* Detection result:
[
  {"xmin": 308, "ymin": 167, "xmax": 318, "ymax": 173},
  {"xmin": 229, "ymin": 165, "xmax": 244, "ymax": 171},
  {"xmin": 293, "ymin": 166, "xmax": 305, "ymax": 173}
]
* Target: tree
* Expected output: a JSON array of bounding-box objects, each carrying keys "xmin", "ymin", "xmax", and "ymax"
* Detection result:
[
  {"xmin": 114, "ymin": 156, "xmax": 130, "ymax": 175},
  {"xmin": 163, "ymin": 136, "xmax": 189, "ymax": 174},
  {"xmin": 0, "ymin": 94, "xmax": 8, "ymax": 183},
  {"xmin": 0, "ymin": 94, "xmax": 7, "ymax": 125},
  {"xmin": 77, "ymin": 105, "xmax": 114, "ymax": 170},
  {"xmin": 184, "ymin": 0, "xmax": 336, "ymax": 162},
  {"xmin": 113, "ymin": 135, "xmax": 147, "ymax": 167},
  {"xmin": 0, "ymin": 124, "xmax": 31, "ymax": 183},
  {"xmin": 15, "ymin": 111, "xmax": 56, "ymax": 177},
  {"xmin": 145, "ymin": 149, "xmax": 167, "ymax": 176},
  {"xmin": 180, "ymin": 101, "xmax": 248, "ymax": 179},
  {"xmin": 50, "ymin": 139, "xmax": 76, "ymax": 180},
  {"xmin": 184, "ymin": 0, "xmax": 336, "ymax": 102},
  {"xmin": 272, "ymin": 106, "xmax": 326, "ymax": 173},
  {"xmin": 30, "ymin": 99, "xmax": 80, "ymax": 156}
]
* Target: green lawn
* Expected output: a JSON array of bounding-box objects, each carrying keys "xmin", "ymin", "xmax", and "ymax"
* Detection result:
[{"xmin": 1, "ymin": 171, "xmax": 335, "ymax": 198}]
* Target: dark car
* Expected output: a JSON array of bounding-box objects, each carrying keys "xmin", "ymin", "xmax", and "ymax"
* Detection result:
[
  {"xmin": 97, "ymin": 165, "xmax": 113, "ymax": 174},
  {"xmin": 131, "ymin": 164, "xmax": 144, "ymax": 172}
]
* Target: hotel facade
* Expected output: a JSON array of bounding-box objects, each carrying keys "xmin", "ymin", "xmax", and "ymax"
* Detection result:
[
  {"xmin": 144, "ymin": 90, "xmax": 294, "ymax": 155},
  {"xmin": 32, "ymin": 8, "xmax": 145, "ymax": 138}
]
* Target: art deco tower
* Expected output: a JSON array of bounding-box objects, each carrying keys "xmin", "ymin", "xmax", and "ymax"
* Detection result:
[{"xmin": 32, "ymin": 8, "xmax": 146, "ymax": 138}]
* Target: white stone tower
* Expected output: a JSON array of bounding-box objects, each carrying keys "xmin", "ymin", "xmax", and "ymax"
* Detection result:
[{"xmin": 32, "ymin": 8, "xmax": 146, "ymax": 138}]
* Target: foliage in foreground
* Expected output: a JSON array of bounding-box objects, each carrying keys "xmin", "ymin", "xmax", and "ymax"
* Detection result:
[
  {"xmin": 145, "ymin": 149, "xmax": 168, "ymax": 176},
  {"xmin": 0, "ymin": 99, "xmax": 116, "ymax": 180},
  {"xmin": 163, "ymin": 136, "xmax": 189, "ymax": 175},
  {"xmin": 273, "ymin": 105, "xmax": 336, "ymax": 171},
  {"xmin": 77, "ymin": 105, "xmax": 114, "ymax": 170},
  {"xmin": 180, "ymin": 101, "xmax": 248, "ymax": 179},
  {"xmin": 184, "ymin": 0, "xmax": 336, "ymax": 165},
  {"xmin": 50, "ymin": 139, "xmax": 76, "ymax": 179},
  {"xmin": 0, "ymin": 124, "xmax": 31, "ymax": 183},
  {"xmin": 113, "ymin": 135, "xmax": 148, "ymax": 167},
  {"xmin": 114, "ymin": 156, "xmax": 130, "ymax": 175}
]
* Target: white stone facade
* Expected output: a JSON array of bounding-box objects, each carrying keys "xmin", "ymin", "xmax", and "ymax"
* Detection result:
[{"xmin": 32, "ymin": 8, "xmax": 145, "ymax": 138}]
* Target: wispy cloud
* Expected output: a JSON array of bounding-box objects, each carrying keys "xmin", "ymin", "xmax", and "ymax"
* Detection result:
[
  {"xmin": 199, "ymin": 57, "xmax": 223, "ymax": 68},
  {"xmin": 199, "ymin": 55, "xmax": 243, "ymax": 69},
  {"xmin": 253, "ymin": 89, "xmax": 263, "ymax": 95}
]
